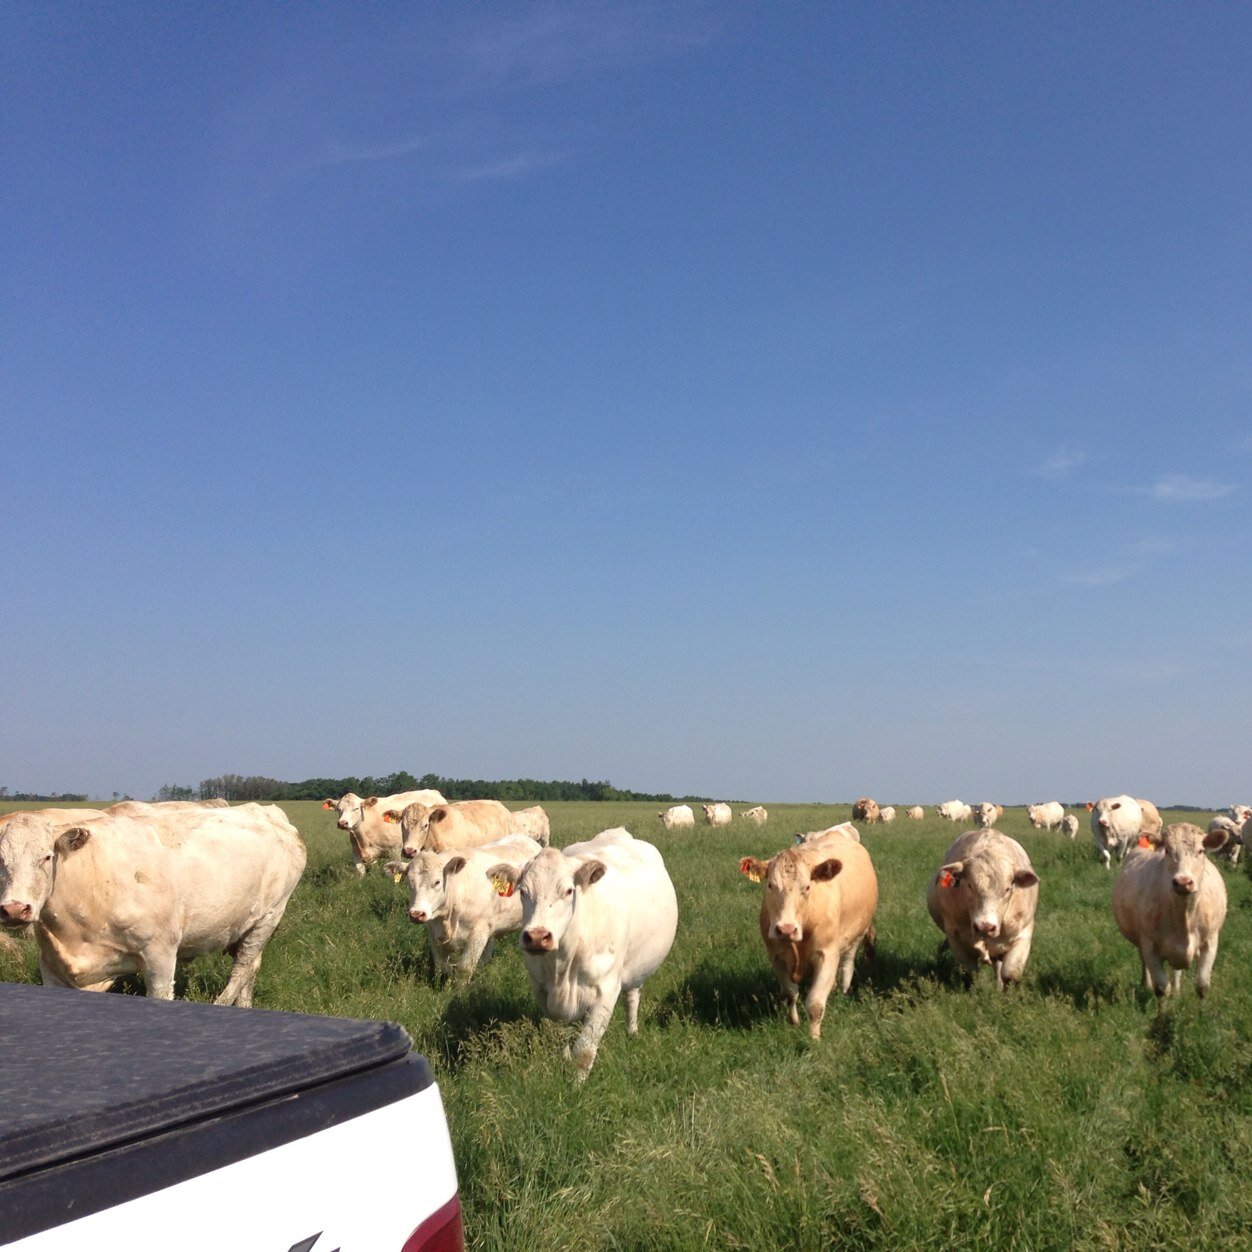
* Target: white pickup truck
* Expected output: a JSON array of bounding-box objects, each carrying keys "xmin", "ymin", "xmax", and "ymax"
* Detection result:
[{"xmin": 0, "ymin": 984, "xmax": 462, "ymax": 1251}]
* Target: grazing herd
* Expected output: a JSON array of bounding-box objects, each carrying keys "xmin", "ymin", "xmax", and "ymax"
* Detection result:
[{"xmin": 0, "ymin": 792, "xmax": 1249, "ymax": 1082}]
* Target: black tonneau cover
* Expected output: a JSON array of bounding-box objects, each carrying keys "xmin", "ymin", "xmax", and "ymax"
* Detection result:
[{"xmin": 0, "ymin": 984, "xmax": 432, "ymax": 1243}]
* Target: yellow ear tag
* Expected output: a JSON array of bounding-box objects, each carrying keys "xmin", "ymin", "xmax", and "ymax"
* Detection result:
[
  {"xmin": 393, "ymin": 871, "xmax": 404, "ymax": 884},
  {"xmin": 491, "ymin": 875, "xmax": 514, "ymax": 897},
  {"xmin": 939, "ymin": 870, "xmax": 955, "ymax": 889},
  {"xmin": 739, "ymin": 857, "xmax": 763, "ymax": 883}
]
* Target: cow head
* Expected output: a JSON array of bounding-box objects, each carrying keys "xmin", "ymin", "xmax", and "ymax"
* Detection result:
[
  {"xmin": 489, "ymin": 848, "xmax": 600, "ymax": 955},
  {"xmin": 395, "ymin": 851, "xmax": 455, "ymax": 924},
  {"xmin": 1154, "ymin": 822, "xmax": 1227, "ymax": 895},
  {"xmin": 399, "ymin": 804, "xmax": 436, "ymax": 857},
  {"xmin": 741, "ymin": 849, "xmax": 842, "ymax": 943},
  {"xmin": 327, "ymin": 792, "xmax": 364, "ymax": 832},
  {"xmin": 0, "ymin": 816, "xmax": 92, "ymax": 928},
  {"xmin": 937, "ymin": 855, "xmax": 1038, "ymax": 939}
]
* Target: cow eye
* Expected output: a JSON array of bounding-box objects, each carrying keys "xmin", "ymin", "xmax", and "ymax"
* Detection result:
[
  {"xmin": 42, "ymin": 853, "xmax": 52, "ymax": 864},
  {"xmin": 563, "ymin": 887, "xmax": 574, "ymax": 899}
]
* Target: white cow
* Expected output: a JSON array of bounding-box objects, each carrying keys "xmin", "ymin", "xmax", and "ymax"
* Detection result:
[
  {"xmin": 508, "ymin": 806, "xmax": 551, "ymax": 845},
  {"xmin": 1027, "ymin": 802, "xmax": 1065, "ymax": 831},
  {"xmin": 795, "ymin": 823, "xmax": 861, "ymax": 845},
  {"xmin": 878, "ymin": 806, "xmax": 896, "ymax": 824},
  {"xmin": 0, "ymin": 804, "xmax": 306, "ymax": 1004},
  {"xmin": 973, "ymin": 803, "xmax": 1002, "ymax": 828},
  {"xmin": 1112, "ymin": 822, "xmax": 1228, "ymax": 998},
  {"xmin": 936, "ymin": 801, "xmax": 972, "ymax": 823},
  {"xmin": 1207, "ymin": 815, "xmax": 1243, "ymax": 866},
  {"xmin": 485, "ymin": 828, "xmax": 678, "ymax": 1080},
  {"xmin": 1090, "ymin": 795, "xmax": 1147, "ymax": 869},
  {"xmin": 1062, "ymin": 814, "xmax": 1080, "ymax": 839},
  {"xmin": 702, "ymin": 803, "xmax": 733, "ymax": 827},
  {"xmin": 659, "ymin": 805, "xmax": 696, "ymax": 830},
  {"xmin": 323, "ymin": 789, "xmax": 446, "ymax": 875},
  {"xmin": 906, "ymin": 806, "xmax": 925, "ymax": 821},
  {"xmin": 741, "ymin": 806, "xmax": 769, "ymax": 825},
  {"xmin": 387, "ymin": 835, "xmax": 541, "ymax": 982}
]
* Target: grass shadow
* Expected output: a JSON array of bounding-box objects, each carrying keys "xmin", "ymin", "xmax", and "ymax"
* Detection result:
[{"xmin": 659, "ymin": 959, "xmax": 785, "ymax": 1029}]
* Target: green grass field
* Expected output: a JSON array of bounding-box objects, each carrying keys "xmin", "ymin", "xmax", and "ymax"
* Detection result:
[{"xmin": 3, "ymin": 800, "xmax": 1250, "ymax": 1250}]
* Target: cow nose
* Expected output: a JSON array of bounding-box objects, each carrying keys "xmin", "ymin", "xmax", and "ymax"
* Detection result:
[
  {"xmin": 775, "ymin": 922, "xmax": 799, "ymax": 940},
  {"xmin": 522, "ymin": 928, "xmax": 553, "ymax": 951},
  {"xmin": 337, "ymin": 820, "xmax": 350, "ymax": 830},
  {"xmin": 1173, "ymin": 875, "xmax": 1196, "ymax": 894},
  {"xmin": 409, "ymin": 909, "xmax": 427, "ymax": 923},
  {"xmin": 974, "ymin": 920, "xmax": 998, "ymax": 937},
  {"xmin": 402, "ymin": 845, "xmax": 417, "ymax": 858},
  {"xmin": 0, "ymin": 901, "xmax": 31, "ymax": 923}
]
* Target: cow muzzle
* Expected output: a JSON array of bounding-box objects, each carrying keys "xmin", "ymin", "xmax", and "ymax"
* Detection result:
[
  {"xmin": 521, "ymin": 928, "xmax": 555, "ymax": 953},
  {"xmin": 402, "ymin": 845, "xmax": 418, "ymax": 859},
  {"xmin": 772, "ymin": 922, "xmax": 801, "ymax": 941},
  {"xmin": 409, "ymin": 909, "xmax": 427, "ymax": 923},
  {"xmin": 0, "ymin": 901, "xmax": 33, "ymax": 926},
  {"xmin": 1172, "ymin": 875, "xmax": 1197, "ymax": 895},
  {"xmin": 974, "ymin": 919, "xmax": 999, "ymax": 938}
]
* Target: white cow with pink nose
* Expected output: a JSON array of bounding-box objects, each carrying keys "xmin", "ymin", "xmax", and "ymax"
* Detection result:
[
  {"xmin": 926, "ymin": 829, "xmax": 1039, "ymax": 988},
  {"xmin": 486, "ymin": 828, "xmax": 678, "ymax": 1080},
  {"xmin": 1111, "ymin": 822, "xmax": 1229, "ymax": 999}
]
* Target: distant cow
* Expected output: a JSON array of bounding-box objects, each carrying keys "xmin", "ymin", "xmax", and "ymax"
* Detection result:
[
  {"xmin": 1207, "ymin": 815, "xmax": 1243, "ymax": 867},
  {"xmin": 1112, "ymin": 822, "xmax": 1229, "ymax": 998},
  {"xmin": 927, "ymin": 829, "xmax": 1039, "ymax": 989},
  {"xmin": 1027, "ymin": 802, "xmax": 1065, "ymax": 831},
  {"xmin": 702, "ymin": 803, "xmax": 733, "ymax": 827},
  {"xmin": 1062, "ymin": 814, "xmax": 1080, "ymax": 839},
  {"xmin": 1090, "ymin": 795, "xmax": 1148, "ymax": 869},
  {"xmin": 387, "ymin": 835, "xmax": 541, "ymax": 982},
  {"xmin": 323, "ymin": 789, "xmax": 446, "ymax": 875},
  {"xmin": 851, "ymin": 798, "xmax": 881, "ymax": 824},
  {"xmin": 390, "ymin": 799, "xmax": 517, "ymax": 857},
  {"xmin": 739, "ymin": 830, "xmax": 878, "ymax": 1039},
  {"xmin": 741, "ymin": 806, "xmax": 769, "ymax": 825},
  {"xmin": 1137, "ymin": 799, "xmax": 1163, "ymax": 837},
  {"xmin": 0, "ymin": 804, "xmax": 305, "ymax": 1004},
  {"xmin": 906, "ymin": 806, "xmax": 925, "ymax": 821},
  {"xmin": 974, "ymin": 803, "xmax": 1003, "ymax": 828},
  {"xmin": 936, "ymin": 801, "xmax": 972, "ymax": 823},
  {"xmin": 660, "ymin": 805, "xmax": 696, "ymax": 830},
  {"xmin": 486, "ymin": 829, "xmax": 678, "ymax": 1080},
  {"xmin": 878, "ymin": 806, "xmax": 896, "ymax": 824},
  {"xmin": 508, "ymin": 806, "xmax": 551, "ymax": 845}
]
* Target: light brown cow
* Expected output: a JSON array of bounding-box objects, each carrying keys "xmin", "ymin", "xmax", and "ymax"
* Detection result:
[
  {"xmin": 390, "ymin": 799, "xmax": 517, "ymax": 857},
  {"xmin": 851, "ymin": 798, "xmax": 880, "ymax": 823},
  {"xmin": 927, "ymin": 830, "xmax": 1039, "ymax": 989},
  {"xmin": 1111, "ymin": 822, "xmax": 1228, "ymax": 999},
  {"xmin": 507, "ymin": 805, "xmax": 551, "ymax": 845},
  {"xmin": 1137, "ymin": 799, "xmax": 1163, "ymax": 837},
  {"xmin": 906, "ymin": 806, "xmax": 925, "ymax": 821},
  {"xmin": 738, "ymin": 831, "xmax": 878, "ymax": 1039},
  {"xmin": 322, "ymin": 789, "xmax": 447, "ymax": 875},
  {"xmin": 0, "ymin": 804, "xmax": 305, "ymax": 1004}
]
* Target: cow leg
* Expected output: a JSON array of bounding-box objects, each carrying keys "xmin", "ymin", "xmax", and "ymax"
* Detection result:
[
  {"xmin": 569, "ymin": 983, "xmax": 621, "ymax": 1081},
  {"xmin": 805, "ymin": 951, "xmax": 841, "ymax": 1041},
  {"xmin": 769, "ymin": 951, "xmax": 801, "ymax": 1025},
  {"xmin": 216, "ymin": 907, "xmax": 288, "ymax": 1007},
  {"xmin": 624, "ymin": 986, "xmax": 641, "ymax": 1035},
  {"xmin": 1141, "ymin": 945, "xmax": 1171, "ymax": 999},
  {"xmin": 142, "ymin": 949, "xmax": 178, "ymax": 1000},
  {"xmin": 1194, "ymin": 935, "xmax": 1220, "ymax": 998},
  {"xmin": 455, "ymin": 926, "xmax": 493, "ymax": 981},
  {"xmin": 997, "ymin": 936, "xmax": 1033, "ymax": 988}
]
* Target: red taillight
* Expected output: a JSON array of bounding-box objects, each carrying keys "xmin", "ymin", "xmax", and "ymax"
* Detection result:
[{"xmin": 402, "ymin": 1194, "xmax": 463, "ymax": 1252}]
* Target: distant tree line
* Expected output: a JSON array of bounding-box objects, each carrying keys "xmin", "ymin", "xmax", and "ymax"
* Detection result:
[
  {"xmin": 155, "ymin": 772, "xmax": 695, "ymax": 804},
  {"xmin": 0, "ymin": 787, "xmax": 90, "ymax": 802}
]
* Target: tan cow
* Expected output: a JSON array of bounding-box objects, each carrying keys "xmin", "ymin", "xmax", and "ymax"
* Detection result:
[
  {"xmin": 738, "ymin": 831, "xmax": 878, "ymax": 1039},
  {"xmin": 1137, "ymin": 799, "xmax": 1163, "ymax": 837},
  {"xmin": 851, "ymin": 798, "xmax": 880, "ymax": 823},
  {"xmin": 906, "ymin": 806, "xmax": 925, "ymax": 821},
  {"xmin": 508, "ymin": 806, "xmax": 551, "ymax": 845},
  {"xmin": 878, "ymin": 806, "xmax": 896, "ymax": 824},
  {"xmin": 323, "ymin": 789, "xmax": 446, "ymax": 875},
  {"xmin": 1112, "ymin": 822, "xmax": 1228, "ymax": 998},
  {"xmin": 927, "ymin": 830, "xmax": 1039, "ymax": 989},
  {"xmin": 390, "ymin": 799, "xmax": 517, "ymax": 857},
  {"xmin": 0, "ymin": 804, "xmax": 305, "ymax": 1004}
]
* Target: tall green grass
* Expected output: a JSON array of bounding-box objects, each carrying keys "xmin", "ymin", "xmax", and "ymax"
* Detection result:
[{"xmin": 3, "ymin": 800, "xmax": 1250, "ymax": 1249}]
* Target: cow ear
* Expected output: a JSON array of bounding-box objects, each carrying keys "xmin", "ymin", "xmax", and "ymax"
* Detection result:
[
  {"xmin": 486, "ymin": 863, "xmax": 519, "ymax": 896},
  {"xmin": 431, "ymin": 807, "xmax": 447, "ymax": 823},
  {"xmin": 1013, "ymin": 868, "xmax": 1039, "ymax": 889},
  {"xmin": 938, "ymin": 861, "xmax": 964, "ymax": 887},
  {"xmin": 364, "ymin": 797, "xmax": 378, "ymax": 807},
  {"xmin": 384, "ymin": 860, "xmax": 407, "ymax": 878},
  {"xmin": 574, "ymin": 860, "xmax": 606, "ymax": 889},
  {"xmin": 738, "ymin": 857, "xmax": 768, "ymax": 883},
  {"xmin": 1202, "ymin": 829, "xmax": 1229, "ymax": 853},
  {"xmin": 382, "ymin": 810, "xmax": 399, "ymax": 824},
  {"xmin": 444, "ymin": 856, "xmax": 467, "ymax": 877},
  {"xmin": 322, "ymin": 799, "xmax": 335, "ymax": 810},
  {"xmin": 57, "ymin": 827, "xmax": 92, "ymax": 854},
  {"xmin": 811, "ymin": 858, "xmax": 843, "ymax": 882}
]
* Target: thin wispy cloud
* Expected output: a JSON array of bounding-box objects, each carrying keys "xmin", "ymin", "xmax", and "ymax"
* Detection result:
[
  {"xmin": 453, "ymin": 150, "xmax": 568, "ymax": 182},
  {"xmin": 1035, "ymin": 448, "xmax": 1086, "ymax": 478},
  {"xmin": 1144, "ymin": 474, "xmax": 1236, "ymax": 503}
]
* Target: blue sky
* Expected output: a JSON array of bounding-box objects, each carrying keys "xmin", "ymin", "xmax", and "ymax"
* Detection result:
[{"xmin": 4, "ymin": 3, "xmax": 1249, "ymax": 805}]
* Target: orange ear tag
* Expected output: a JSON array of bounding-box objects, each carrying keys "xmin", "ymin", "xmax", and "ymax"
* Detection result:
[
  {"xmin": 491, "ymin": 875, "xmax": 515, "ymax": 897},
  {"xmin": 383, "ymin": 812, "xmax": 395, "ymax": 823},
  {"xmin": 322, "ymin": 801, "xmax": 333, "ymax": 810},
  {"xmin": 1138, "ymin": 836, "xmax": 1152, "ymax": 849},
  {"xmin": 739, "ymin": 857, "xmax": 763, "ymax": 883},
  {"xmin": 939, "ymin": 870, "xmax": 955, "ymax": 889}
]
